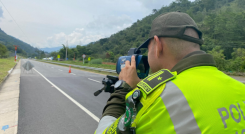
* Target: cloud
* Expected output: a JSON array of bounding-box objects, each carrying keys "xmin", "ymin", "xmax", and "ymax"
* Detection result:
[
  {"xmin": 2, "ymin": 0, "xmax": 178, "ymax": 48},
  {"xmin": 136, "ymin": 0, "xmax": 176, "ymax": 10},
  {"xmin": 0, "ymin": 6, "xmax": 3, "ymax": 18},
  {"xmin": 44, "ymin": 14, "xmax": 133, "ymax": 48},
  {"xmin": 86, "ymin": 14, "xmax": 133, "ymax": 33},
  {"xmin": 45, "ymin": 28, "xmax": 105, "ymax": 48}
]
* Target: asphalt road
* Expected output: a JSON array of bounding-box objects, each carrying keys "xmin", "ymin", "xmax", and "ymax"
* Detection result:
[
  {"xmin": 18, "ymin": 59, "xmax": 111, "ymax": 134},
  {"xmin": 17, "ymin": 59, "xmax": 245, "ymax": 134}
]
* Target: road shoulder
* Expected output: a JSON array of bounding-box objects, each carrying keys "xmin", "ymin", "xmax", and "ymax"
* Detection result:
[{"xmin": 0, "ymin": 61, "xmax": 20, "ymax": 134}]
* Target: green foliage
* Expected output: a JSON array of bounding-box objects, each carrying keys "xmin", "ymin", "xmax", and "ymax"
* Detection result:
[
  {"xmin": 50, "ymin": 51, "xmax": 58, "ymax": 60},
  {"xmin": 106, "ymin": 51, "xmax": 114, "ymax": 61},
  {"xmin": 208, "ymin": 46, "xmax": 227, "ymax": 70},
  {"xmin": 57, "ymin": 45, "xmax": 80, "ymax": 60},
  {"xmin": 200, "ymin": 6, "xmax": 245, "ymax": 59},
  {"xmin": 90, "ymin": 59, "xmax": 102, "ymax": 64},
  {"xmin": 0, "ymin": 43, "xmax": 8, "ymax": 58},
  {"xmin": 237, "ymin": 0, "xmax": 245, "ymax": 8},
  {"xmin": 232, "ymin": 48, "xmax": 245, "ymax": 59},
  {"xmin": 227, "ymin": 58, "xmax": 245, "ymax": 72},
  {"xmin": 0, "ymin": 28, "xmax": 37, "ymax": 57},
  {"xmin": 209, "ymin": 47, "xmax": 245, "ymax": 72},
  {"xmin": 229, "ymin": 48, "xmax": 245, "ymax": 72},
  {"xmin": 35, "ymin": 49, "xmax": 46, "ymax": 59},
  {"xmin": 113, "ymin": 54, "xmax": 121, "ymax": 63},
  {"xmin": 0, "ymin": 57, "xmax": 17, "ymax": 84}
]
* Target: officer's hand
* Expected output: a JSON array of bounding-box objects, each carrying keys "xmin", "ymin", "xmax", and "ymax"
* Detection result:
[{"xmin": 119, "ymin": 55, "xmax": 141, "ymax": 89}]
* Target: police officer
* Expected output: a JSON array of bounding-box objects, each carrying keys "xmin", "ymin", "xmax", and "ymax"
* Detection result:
[{"xmin": 95, "ymin": 11, "xmax": 245, "ymax": 134}]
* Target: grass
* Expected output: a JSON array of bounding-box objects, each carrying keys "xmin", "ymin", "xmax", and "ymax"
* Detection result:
[
  {"xmin": 0, "ymin": 57, "xmax": 18, "ymax": 84},
  {"xmin": 40, "ymin": 60, "xmax": 116, "ymax": 70}
]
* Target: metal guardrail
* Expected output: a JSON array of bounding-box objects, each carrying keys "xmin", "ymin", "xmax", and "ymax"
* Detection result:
[{"xmin": 40, "ymin": 60, "xmax": 117, "ymax": 74}]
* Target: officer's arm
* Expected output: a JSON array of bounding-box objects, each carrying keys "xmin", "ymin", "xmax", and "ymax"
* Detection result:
[
  {"xmin": 101, "ymin": 88, "xmax": 130, "ymax": 118},
  {"xmin": 96, "ymin": 86, "xmax": 132, "ymax": 134}
]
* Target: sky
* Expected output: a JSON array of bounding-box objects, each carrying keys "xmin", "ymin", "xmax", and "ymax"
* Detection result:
[{"xmin": 0, "ymin": 0, "xmax": 194, "ymax": 48}]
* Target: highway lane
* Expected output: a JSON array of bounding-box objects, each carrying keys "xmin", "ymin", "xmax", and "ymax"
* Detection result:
[
  {"xmin": 18, "ymin": 59, "xmax": 245, "ymax": 134},
  {"xmin": 18, "ymin": 59, "xmax": 111, "ymax": 134},
  {"xmin": 29, "ymin": 60, "xmax": 110, "ymax": 117}
]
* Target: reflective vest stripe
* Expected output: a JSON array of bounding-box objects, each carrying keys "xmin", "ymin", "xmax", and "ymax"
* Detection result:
[
  {"xmin": 161, "ymin": 81, "xmax": 201, "ymax": 134},
  {"xmin": 95, "ymin": 116, "xmax": 116, "ymax": 134}
]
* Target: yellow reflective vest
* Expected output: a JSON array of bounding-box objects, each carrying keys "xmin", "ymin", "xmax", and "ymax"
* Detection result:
[{"xmin": 102, "ymin": 66, "xmax": 245, "ymax": 134}]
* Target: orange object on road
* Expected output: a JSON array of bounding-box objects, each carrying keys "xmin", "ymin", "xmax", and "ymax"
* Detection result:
[{"xmin": 68, "ymin": 66, "xmax": 71, "ymax": 73}]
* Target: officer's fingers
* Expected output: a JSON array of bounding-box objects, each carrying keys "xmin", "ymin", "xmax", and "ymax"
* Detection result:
[
  {"xmin": 118, "ymin": 71, "xmax": 123, "ymax": 80},
  {"xmin": 131, "ymin": 56, "xmax": 136, "ymax": 68},
  {"xmin": 119, "ymin": 74, "xmax": 122, "ymax": 80},
  {"xmin": 125, "ymin": 60, "xmax": 130, "ymax": 67}
]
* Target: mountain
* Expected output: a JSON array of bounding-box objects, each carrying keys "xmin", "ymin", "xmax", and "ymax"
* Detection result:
[
  {"xmin": 77, "ymin": 0, "xmax": 245, "ymax": 61},
  {"xmin": 0, "ymin": 28, "xmax": 38, "ymax": 56},
  {"xmin": 40, "ymin": 45, "xmax": 77, "ymax": 53}
]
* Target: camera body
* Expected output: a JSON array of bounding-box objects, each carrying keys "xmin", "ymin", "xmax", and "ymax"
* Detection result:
[
  {"xmin": 94, "ymin": 48, "xmax": 150, "ymax": 96},
  {"xmin": 116, "ymin": 48, "xmax": 150, "ymax": 79}
]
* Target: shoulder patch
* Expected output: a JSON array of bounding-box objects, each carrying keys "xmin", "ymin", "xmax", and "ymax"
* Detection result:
[{"xmin": 137, "ymin": 69, "xmax": 176, "ymax": 95}]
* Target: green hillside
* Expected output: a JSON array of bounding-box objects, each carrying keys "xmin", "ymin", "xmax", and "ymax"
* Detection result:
[
  {"xmin": 83, "ymin": 0, "xmax": 245, "ymax": 59},
  {"xmin": 52, "ymin": 0, "xmax": 245, "ymax": 73},
  {"xmin": 0, "ymin": 28, "xmax": 39, "ymax": 57}
]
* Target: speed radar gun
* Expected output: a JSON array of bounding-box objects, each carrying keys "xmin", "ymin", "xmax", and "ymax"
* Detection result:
[{"xmin": 94, "ymin": 47, "xmax": 150, "ymax": 96}]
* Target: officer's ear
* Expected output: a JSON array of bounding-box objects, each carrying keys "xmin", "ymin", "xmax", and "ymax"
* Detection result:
[{"xmin": 153, "ymin": 35, "xmax": 163, "ymax": 58}]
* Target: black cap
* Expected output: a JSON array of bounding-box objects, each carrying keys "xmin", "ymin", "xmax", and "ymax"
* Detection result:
[{"xmin": 138, "ymin": 12, "xmax": 203, "ymax": 49}]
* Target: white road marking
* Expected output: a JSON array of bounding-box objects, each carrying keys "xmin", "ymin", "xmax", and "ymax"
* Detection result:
[
  {"xmin": 71, "ymin": 73, "xmax": 76, "ymax": 75},
  {"xmin": 59, "ymin": 69, "xmax": 63, "ymax": 71},
  {"xmin": 88, "ymin": 78, "xmax": 101, "ymax": 83},
  {"xmin": 33, "ymin": 68, "xmax": 100, "ymax": 122}
]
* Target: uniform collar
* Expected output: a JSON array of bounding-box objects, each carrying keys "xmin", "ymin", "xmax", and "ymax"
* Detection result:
[{"xmin": 171, "ymin": 51, "xmax": 216, "ymax": 74}]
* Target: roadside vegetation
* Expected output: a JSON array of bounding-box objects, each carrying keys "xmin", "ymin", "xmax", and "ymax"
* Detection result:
[
  {"xmin": 0, "ymin": 27, "xmax": 39, "ymax": 57},
  {"xmin": 0, "ymin": 57, "xmax": 18, "ymax": 84},
  {"xmin": 208, "ymin": 47, "xmax": 245, "ymax": 76},
  {"xmin": 0, "ymin": 43, "xmax": 20, "ymax": 84}
]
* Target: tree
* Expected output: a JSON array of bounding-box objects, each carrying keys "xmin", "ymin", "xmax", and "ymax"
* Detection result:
[
  {"xmin": 208, "ymin": 46, "xmax": 226, "ymax": 70},
  {"xmin": 68, "ymin": 48, "xmax": 78, "ymax": 60},
  {"xmin": 106, "ymin": 51, "xmax": 114, "ymax": 61},
  {"xmin": 57, "ymin": 44, "xmax": 70, "ymax": 59},
  {"xmin": 77, "ymin": 45, "xmax": 87, "ymax": 57},
  {"xmin": 152, "ymin": 9, "xmax": 158, "ymax": 14},
  {"xmin": 50, "ymin": 51, "xmax": 58, "ymax": 60},
  {"xmin": 0, "ymin": 43, "xmax": 8, "ymax": 58},
  {"xmin": 232, "ymin": 48, "xmax": 245, "ymax": 60},
  {"xmin": 237, "ymin": 0, "xmax": 245, "ymax": 8}
]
